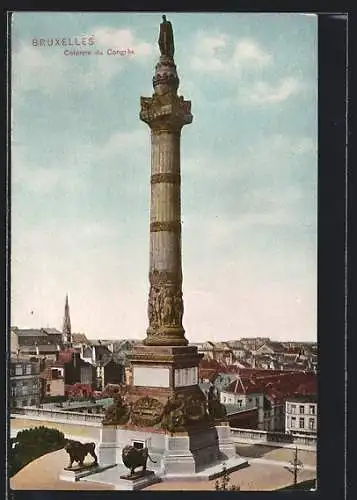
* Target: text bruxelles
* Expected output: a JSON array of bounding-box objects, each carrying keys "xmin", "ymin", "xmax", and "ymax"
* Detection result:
[{"xmin": 32, "ymin": 36, "xmax": 95, "ymax": 47}]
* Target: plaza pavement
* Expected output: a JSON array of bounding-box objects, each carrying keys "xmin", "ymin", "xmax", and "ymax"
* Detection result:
[
  {"xmin": 10, "ymin": 418, "xmax": 316, "ymax": 491},
  {"xmin": 10, "ymin": 446, "xmax": 316, "ymax": 491}
]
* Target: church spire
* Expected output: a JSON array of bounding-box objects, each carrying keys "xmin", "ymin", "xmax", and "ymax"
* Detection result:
[{"xmin": 63, "ymin": 294, "xmax": 72, "ymax": 347}]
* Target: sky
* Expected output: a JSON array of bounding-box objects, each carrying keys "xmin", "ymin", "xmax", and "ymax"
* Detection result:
[{"xmin": 10, "ymin": 12, "xmax": 317, "ymax": 343}]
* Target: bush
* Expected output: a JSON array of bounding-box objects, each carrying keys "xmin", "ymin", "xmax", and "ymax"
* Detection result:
[
  {"xmin": 41, "ymin": 395, "xmax": 67, "ymax": 404},
  {"xmin": 215, "ymin": 464, "xmax": 241, "ymax": 491},
  {"xmin": 9, "ymin": 426, "xmax": 66, "ymax": 477}
]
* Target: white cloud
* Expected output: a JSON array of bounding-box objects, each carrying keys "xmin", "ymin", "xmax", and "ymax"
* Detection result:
[
  {"xmin": 12, "ymin": 43, "xmax": 69, "ymax": 96},
  {"xmin": 184, "ymin": 208, "xmax": 296, "ymax": 253},
  {"xmin": 12, "ymin": 28, "xmax": 154, "ymax": 96},
  {"xmin": 12, "ymin": 128, "xmax": 149, "ymax": 196},
  {"xmin": 190, "ymin": 34, "xmax": 228, "ymax": 72},
  {"xmin": 93, "ymin": 27, "xmax": 153, "ymax": 58},
  {"xmin": 232, "ymin": 39, "xmax": 272, "ymax": 69},
  {"xmin": 187, "ymin": 33, "xmax": 310, "ymax": 108},
  {"xmin": 184, "ymin": 134, "xmax": 316, "ymax": 187},
  {"xmin": 190, "ymin": 32, "xmax": 272, "ymax": 75},
  {"xmin": 11, "ymin": 143, "xmax": 95, "ymax": 195},
  {"xmin": 182, "ymin": 133, "xmax": 317, "ymax": 249},
  {"xmin": 242, "ymin": 76, "xmax": 305, "ymax": 104},
  {"xmin": 98, "ymin": 129, "xmax": 148, "ymax": 161}
]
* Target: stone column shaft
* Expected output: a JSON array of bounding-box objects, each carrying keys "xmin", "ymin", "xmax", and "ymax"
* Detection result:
[
  {"xmin": 140, "ymin": 48, "xmax": 192, "ymax": 346},
  {"xmin": 150, "ymin": 130, "xmax": 182, "ymax": 278}
]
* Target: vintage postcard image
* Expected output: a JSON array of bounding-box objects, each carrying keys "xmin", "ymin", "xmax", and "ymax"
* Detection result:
[{"xmin": 9, "ymin": 11, "xmax": 317, "ymax": 491}]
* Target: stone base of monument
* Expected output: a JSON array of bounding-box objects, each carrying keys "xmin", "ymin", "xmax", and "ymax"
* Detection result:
[
  {"xmin": 164, "ymin": 455, "xmax": 249, "ymax": 481},
  {"xmin": 116, "ymin": 470, "xmax": 160, "ymax": 490},
  {"xmin": 58, "ymin": 463, "xmax": 116, "ymax": 482},
  {"xmin": 94, "ymin": 422, "xmax": 248, "ymax": 485}
]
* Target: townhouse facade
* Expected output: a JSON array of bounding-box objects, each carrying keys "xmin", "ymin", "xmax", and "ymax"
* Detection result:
[
  {"xmin": 40, "ymin": 365, "xmax": 65, "ymax": 399},
  {"xmin": 285, "ymin": 395, "xmax": 317, "ymax": 435},
  {"xmin": 10, "ymin": 358, "xmax": 41, "ymax": 408}
]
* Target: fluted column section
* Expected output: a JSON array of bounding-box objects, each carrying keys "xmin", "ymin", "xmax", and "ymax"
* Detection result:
[
  {"xmin": 150, "ymin": 130, "xmax": 182, "ymax": 277},
  {"xmin": 145, "ymin": 126, "xmax": 185, "ymax": 346}
]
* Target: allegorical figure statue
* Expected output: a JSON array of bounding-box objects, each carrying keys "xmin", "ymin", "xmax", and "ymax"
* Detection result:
[{"xmin": 158, "ymin": 15, "xmax": 174, "ymax": 58}]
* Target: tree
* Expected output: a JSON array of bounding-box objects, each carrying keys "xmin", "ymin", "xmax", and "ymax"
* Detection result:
[
  {"xmin": 285, "ymin": 447, "xmax": 304, "ymax": 487},
  {"xmin": 215, "ymin": 464, "xmax": 241, "ymax": 491},
  {"xmin": 9, "ymin": 426, "xmax": 66, "ymax": 477}
]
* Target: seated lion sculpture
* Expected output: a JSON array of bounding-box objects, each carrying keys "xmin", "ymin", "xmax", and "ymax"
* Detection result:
[
  {"xmin": 64, "ymin": 439, "xmax": 98, "ymax": 469},
  {"xmin": 122, "ymin": 445, "xmax": 157, "ymax": 476}
]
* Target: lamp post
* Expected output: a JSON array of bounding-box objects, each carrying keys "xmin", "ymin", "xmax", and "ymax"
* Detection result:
[{"xmin": 286, "ymin": 446, "xmax": 304, "ymax": 487}]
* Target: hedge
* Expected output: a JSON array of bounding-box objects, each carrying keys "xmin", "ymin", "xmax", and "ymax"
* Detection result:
[
  {"xmin": 9, "ymin": 426, "xmax": 66, "ymax": 477},
  {"xmin": 41, "ymin": 395, "xmax": 67, "ymax": 404}
]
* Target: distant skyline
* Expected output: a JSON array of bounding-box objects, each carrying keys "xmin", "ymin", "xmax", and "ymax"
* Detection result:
[{"xmin": 11, "ymin": 12, "xmax": 317, "ymax": 342}]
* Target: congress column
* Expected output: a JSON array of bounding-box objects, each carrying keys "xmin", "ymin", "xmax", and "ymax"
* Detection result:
[{"xmin": 140, "ymin": 15, "xmax": 192, "ymax": 347}]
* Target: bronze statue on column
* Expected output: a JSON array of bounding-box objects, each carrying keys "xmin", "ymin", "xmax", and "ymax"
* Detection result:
[{"xmin": 158, "ymin": 15, "xmax": 175, "ymax": 58}]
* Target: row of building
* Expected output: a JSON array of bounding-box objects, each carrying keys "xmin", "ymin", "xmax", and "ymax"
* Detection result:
[
  {"xmin": 10, "ymin": 297, "xmax": 317, "ymax": 436},
  {"xmin": 10, "ymin": 354, "xmax": 317, "ymax": 437},
  {"xmin": 10, "ymin": 297, "xmax": 133, "ymax": 407},
  {"xmin": 193, "ymin": 338, "xmax": 317, "ymax": 372},
  {"xmin": 198, "ymin": 359, "xmax": 317, "ymax": 435}
]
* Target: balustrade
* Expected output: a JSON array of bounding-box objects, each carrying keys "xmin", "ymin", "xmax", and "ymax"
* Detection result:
[
  {"xmin": 230, "ymin": 427, "xmax": 316, "ymax": 448},
  {"xmin": 12, "ymin": 406, "xmax": 103, "ymax": 424}
]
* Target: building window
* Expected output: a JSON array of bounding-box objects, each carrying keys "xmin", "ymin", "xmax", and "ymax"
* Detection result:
[
  {"xmin": 299, "ymin": 405, "xmax": 305, "ymax": 414},
  {"xmin": 309, "ymin": 405, "xmax": 316, "ymax": 415},
  {"xmin": 15, "ymin": 364, "xmax": 22, "ymax": 376},
  {"xmin": 26, "ymin": 364, "xmax": 32, "ymax": 375},
  {"xmin": 308, "ymin": 418, "xmax": 315, "ymax": 430},
  {"xmin": 291, "ymin": 417, "xmax": 296, "ymax": 428},
  {"xmin": 299, "ymin": 418, "xmax": 305, "ymax": 429},
  {"xmin": 291, "ymin": 404, "xmax": 296, "ymax": 414},
  {"xmin": 46, "ymin": 383, "xmax": 51, "ymax": 392}
]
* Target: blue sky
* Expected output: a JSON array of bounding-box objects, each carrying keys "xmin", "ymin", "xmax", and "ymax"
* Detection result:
[{"xmin": 11, "ymin": 12, "xmax": 317, "ymax": 342}]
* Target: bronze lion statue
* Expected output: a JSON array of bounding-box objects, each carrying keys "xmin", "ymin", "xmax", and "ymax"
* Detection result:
[
  {"xmin": 64, "ymin": 439, "xmax": 98, "ymax": 469},
  {"xmin": 122, "ymin": 445, "xmax": 157, "ymax": 476}
]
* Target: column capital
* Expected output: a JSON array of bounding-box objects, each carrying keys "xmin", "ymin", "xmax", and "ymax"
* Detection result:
[{"xmin": 140, "ymin": 93, "xmax": 193, "ymax": 131}]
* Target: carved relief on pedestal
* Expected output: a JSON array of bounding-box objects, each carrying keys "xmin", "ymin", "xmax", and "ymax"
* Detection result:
[
  {"xmin": 102, "ymin": 393, "xmax": 131, "ymax": 425},
  {"xmin": 147, "ymin": 284, "xmax": 184, "ymax": 331},
  {"xmin": 130, "ymin": 396, "xmax": 165, "ymax": 427},
  {"xmin": 161, "ymin": 393, "xmax": 209, "ymax": 432}
]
